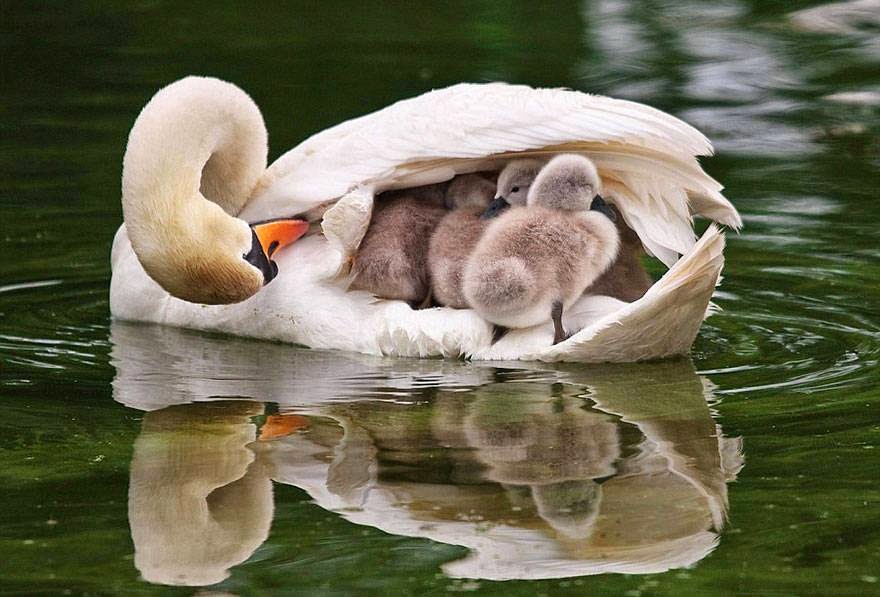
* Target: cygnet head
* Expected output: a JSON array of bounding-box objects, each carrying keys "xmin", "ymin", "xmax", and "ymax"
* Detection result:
[
  {"xmin": 482, "ymin": 159, "xmax": 545, "ymax": 219},
  {"xmin": 527, "ymin": 154, "xmax": 603, "ymax": 212},
  {"xmin": 532, "ymin": 479, "xmax": 603, "ymax": 540},
  {"xmin": 444, "ymin": 174, "xmax": 496, "ymax": 210},
  {"xmin": 496, "ymin": 159, "xmax": 546, "ymax": 206}
]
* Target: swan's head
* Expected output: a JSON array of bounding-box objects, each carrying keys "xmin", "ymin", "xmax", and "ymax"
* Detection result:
[
  {"xmin": 122, "ymin": 76, "xmax": 309, "ymax": 305},
  {"xmin": 444, "ymin": 174, "xmax": 495, "ymax": 210},
  {"xmin": 127, "ymin": 197, "xmax": 309, "ymax": 305},
  {"xmin": 527, "ymin": 154, "xmax": 615, "ymax": 220},
  {"xmin": 483, "ymin": 159, "xmax": 546, "ymax": 219}
]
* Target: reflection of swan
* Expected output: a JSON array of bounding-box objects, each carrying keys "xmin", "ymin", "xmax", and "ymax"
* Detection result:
[
  {"xmin": 128, "ymin": 402, "xmax": 273, "ymax": 586},
  {"xmin": 112, "ymin": 327, "xmax": 743, "ymax": 582},
  {"xmin": 531, "ymin": 480, "xmax": 603, "ymax": 540},
  {"xmin": 790, "ymin": 0, "xmax": 880, "ymax": 36},
  {"xmin": 460, "ymin": 384, "xmax": 619, "ymax": 541},
  {"xmin": 111, "ymin": 76, "xmax": 740, "ymax": 363},
  {"xmin": 263, "ymin": 365, "xmax": 742, "ymax": 580},
  {"xmin": 462, "ymin": 384, "xmax": 620, "ymax": 485}
]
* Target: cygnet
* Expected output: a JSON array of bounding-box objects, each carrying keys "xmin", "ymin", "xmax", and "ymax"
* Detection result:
[
  {"xmin": 463, "ymin": 154, "xmax": 620, "ymax": 344},
  {"xmin": 428, "ymin": 174, "xmax": 497, "ymax": 308},
  {"xmin": 350, "ymin": 183, "xmax": 447, "ymax": 306}
]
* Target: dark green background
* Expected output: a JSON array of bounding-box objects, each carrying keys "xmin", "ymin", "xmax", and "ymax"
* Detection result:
[{"xmin": 1, "ymin": 1, "xmax": 878, "ymax": 595}]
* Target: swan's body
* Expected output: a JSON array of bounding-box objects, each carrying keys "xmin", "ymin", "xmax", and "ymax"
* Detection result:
[
  {"xmin": 110, "ymin": 77, "xmax": 739, "ymax": 363},
  {"xmin": 428, "ymin": 174, "xmax": 496, "ymax": 308},
  {"xmin": 463, "ymin": 156, "xmax": 620, "ymax": 342}
]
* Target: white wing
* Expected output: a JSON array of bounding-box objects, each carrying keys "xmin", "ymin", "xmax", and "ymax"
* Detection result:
[{"xmin": 240, "ymin": 82, "xmax": 740, "ymax": 267}]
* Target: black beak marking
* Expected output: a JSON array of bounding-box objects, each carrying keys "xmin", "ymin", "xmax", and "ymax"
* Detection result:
[
  {"xmin": 482, "ymin": 197, "xmax": 511, "ymax": 220},
  {"xmin": 243, "ymin": 229, "xmax": 278, "ymax": 285},
  {"xmin": 590, "ymin": 195, "xmax": 617, "ymax": 222}
]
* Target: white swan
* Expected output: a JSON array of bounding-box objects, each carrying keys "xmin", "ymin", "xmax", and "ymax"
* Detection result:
[{"xmin": 110, "ymin": 76, "xmax": 740, "ymax": 362}]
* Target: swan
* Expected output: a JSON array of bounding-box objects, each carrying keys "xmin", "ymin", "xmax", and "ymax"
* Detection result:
[
  {"xmin": 463, "ymin": 155, "xmax": 620, "ymax": 344},
  {"xmin": 585, "ymin": 202, "xmax": 655, "ymax": 302},
  {"xmin": 110, "ymin": 76, "xmax": 741, "ymax": 362},
  {"xmin": 444, "ymin": 173, "xmax": 496, "ymax": 211}
]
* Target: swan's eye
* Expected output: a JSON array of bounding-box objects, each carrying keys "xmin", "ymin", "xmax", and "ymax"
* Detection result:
[{"xmin": 511, "ymin": 186, "xmax": 520, "ymax": 193}]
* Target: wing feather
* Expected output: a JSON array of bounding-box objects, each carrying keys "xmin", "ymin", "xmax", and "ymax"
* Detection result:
[{"xmin": 239, "ymin": 82, "xmax": 739, "ymax": 264}]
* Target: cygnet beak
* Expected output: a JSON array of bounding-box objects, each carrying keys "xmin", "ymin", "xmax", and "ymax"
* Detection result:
[
  {"xmin": 590, "ymin": 196, "xmax": 617, "ymax": 222},
  {"xmin": 244, "ymin": 217, "xmax": 310, "ymax": 285},
  {"xmin": 481, "ymin": 197, "xmax": 510, "ymax": 220}
]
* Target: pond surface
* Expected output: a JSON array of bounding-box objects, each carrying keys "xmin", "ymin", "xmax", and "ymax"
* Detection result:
[{"xmin": 1, "ymin": 0, "xmax": 879, "ymax": 594}]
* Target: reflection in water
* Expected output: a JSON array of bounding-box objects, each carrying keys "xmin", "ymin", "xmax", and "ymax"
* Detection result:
[
  {"xmin": 128, "ymin": 402, "xmax": 273, "ymax": 586},
  {"xmin": 112, "ymin": 323, "xmax": 743, "ymax": 584}
]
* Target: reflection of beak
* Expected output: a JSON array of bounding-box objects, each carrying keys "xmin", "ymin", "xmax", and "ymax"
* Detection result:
[
  {"xmin": 481, "ymin": 197, "xmax": 510, "ymax": 220},
  {"xmin": 258, "ymin": 414, "xmax": 310, "ymax": 441},
  {"xmin": 252, "ymin": 218, "xmax": 310, "ymax": 258}
]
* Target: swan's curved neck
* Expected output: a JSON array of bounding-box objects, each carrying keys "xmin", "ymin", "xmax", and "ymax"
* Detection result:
[
  {"xmin": 121, "ymin": 76, "xmax": 269, "ymax": 303},
  {"xmin": 123, "ymin": 76, "xmax": 268, "ymax": 223}
]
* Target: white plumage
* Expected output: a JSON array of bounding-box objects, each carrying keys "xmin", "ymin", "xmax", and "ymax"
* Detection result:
[{"xmin": 110, "ymin": 77, "xmax": 739, "ymax": 363}]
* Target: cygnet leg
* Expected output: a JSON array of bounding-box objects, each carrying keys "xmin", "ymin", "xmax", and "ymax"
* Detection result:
[{"xmin": 551, "ymin": 300, "xmax": 569, "ymax": 345}]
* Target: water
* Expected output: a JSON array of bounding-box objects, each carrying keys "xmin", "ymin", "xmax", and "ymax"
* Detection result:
[{"xmin": 1, "ymin": 0, "xmax": 878, "ymax": 594}]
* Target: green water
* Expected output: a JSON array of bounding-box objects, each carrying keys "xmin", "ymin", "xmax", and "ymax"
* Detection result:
[{"xmin": 2, "ymin": 1, "xmax": 879, "ymax": 594}]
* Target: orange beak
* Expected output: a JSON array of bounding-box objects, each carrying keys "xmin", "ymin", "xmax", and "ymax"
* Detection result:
[{"xmin": 252, "ymin": 218, "xmax": 310, "ymax": 259}]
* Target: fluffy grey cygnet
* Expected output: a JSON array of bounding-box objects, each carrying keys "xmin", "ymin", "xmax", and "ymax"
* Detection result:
[
  {"xmin": 497, "ymin": 158, "xmax": 654, "ymax": 304},
  {"xmin": 350, "ymin": 183, "xmax": 447, "ymax": 306},
  {"xmin": 428, "ymin": 174, "xmax": 497, "ymax": 308},
  {"xmin": 463, "ymin": 154, "xmax": 620, "ymax": 344}
]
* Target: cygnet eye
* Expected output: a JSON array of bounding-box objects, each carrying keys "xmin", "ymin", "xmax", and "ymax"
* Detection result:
[{"xmin": 511, "ymin": 186, "xmax": 520, "ymax": 193}]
